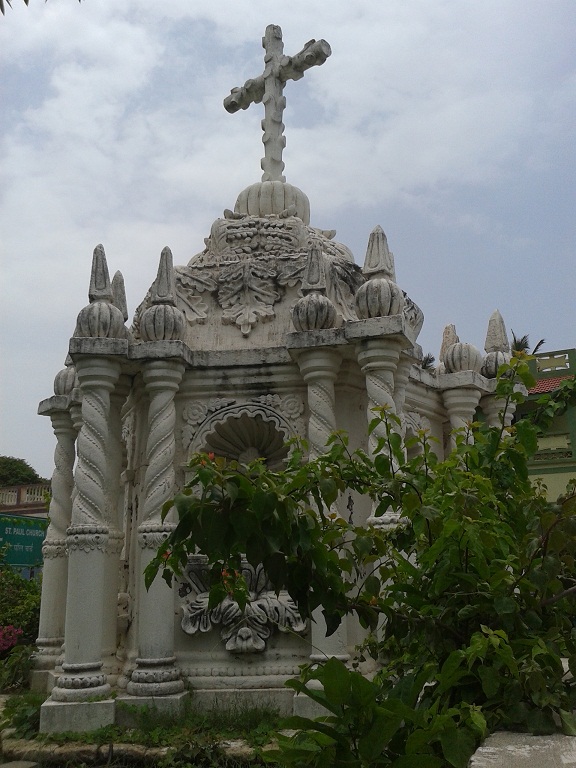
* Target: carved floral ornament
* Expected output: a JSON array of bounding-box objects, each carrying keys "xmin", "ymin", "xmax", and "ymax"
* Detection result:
[
  {"xmin": 133, "ymin": 214, "xmax": 365, "ymax": 338},
  {"xmin": 179, "ymin": 558, "xmax": 307, "ymax": 653}
]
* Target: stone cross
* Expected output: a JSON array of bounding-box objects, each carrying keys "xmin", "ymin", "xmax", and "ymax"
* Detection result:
[{"xmin": 224, "ymin": 25, "xmax": 331, "ymax": 183}]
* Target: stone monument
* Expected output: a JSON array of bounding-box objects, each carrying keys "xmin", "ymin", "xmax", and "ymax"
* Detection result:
[{"xmin": 35, "ymin": 25, "xmax": 512, "ymax": 733}]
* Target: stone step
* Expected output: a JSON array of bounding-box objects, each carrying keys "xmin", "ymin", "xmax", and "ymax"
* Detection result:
[{"xmin": 469, "ymin": 731, "xmax": 576, "ymax": 767}]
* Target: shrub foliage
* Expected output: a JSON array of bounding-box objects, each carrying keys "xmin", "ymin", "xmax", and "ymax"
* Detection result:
[{"xmin": 147, "ymin": 359, "xmax": 576, "ymax": 767}]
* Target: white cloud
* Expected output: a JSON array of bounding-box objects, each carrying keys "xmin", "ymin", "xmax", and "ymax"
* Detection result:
[{"xmin": 0, "ymin": 0, "xmax": 574, "ymax": 475}]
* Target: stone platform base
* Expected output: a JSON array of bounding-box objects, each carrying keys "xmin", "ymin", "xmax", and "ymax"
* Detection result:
[
  {"xmin": 28, "ymin": 670, "xmax": 57, "ymax": 694},
  {"xmin": 40, "ymin": 699, "xmax": 116, "ymax": 734},
  {"xmin": 184, "ymin": 687, "xmax": 295, "ymax": 716},
  {"xmin": 115, "ymin": 691, "xmax": 189, "ymax": 727},
  {"xmin": 470, "ymin": 731, "xmax": 576, "ymax": 767}
]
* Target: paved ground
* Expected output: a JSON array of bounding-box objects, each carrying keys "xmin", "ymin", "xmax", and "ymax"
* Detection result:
[{"xmin": 470, "ymin": 731, "xmax": 576, "ymax": 767}]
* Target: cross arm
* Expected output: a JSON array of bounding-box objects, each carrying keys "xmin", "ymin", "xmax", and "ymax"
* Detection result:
[
  {"xmin": 224, "ymin": 76, "xmax": 265, "ymax": 113},
  {"xmin": 280, "ymin": 38, "xmax": 331, "ymax": 83}
]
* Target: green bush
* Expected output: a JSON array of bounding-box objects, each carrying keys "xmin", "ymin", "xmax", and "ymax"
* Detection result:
[
  {"xmin": 0, "ymin": 692, "xmax": 45, "ymax": 738},
  {"xmin": 146, "ymin": 359, "xmax": 576, "ymax": 767},
  {"xmin": 0, "ymin": 552, "xmax": 41, "ymax": 643}
]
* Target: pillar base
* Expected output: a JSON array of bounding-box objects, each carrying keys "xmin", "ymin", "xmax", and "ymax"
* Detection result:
[
  {"xmin": 126, "ymin": 657, "xmax": 184, "ymax": 697},
  {"xmin": 115, "ymin": 691, "xmax": 189, "ymax": 727},
  {"xmin": 40, "ymin": 699, "xmax": 115, "ymax": 734}
]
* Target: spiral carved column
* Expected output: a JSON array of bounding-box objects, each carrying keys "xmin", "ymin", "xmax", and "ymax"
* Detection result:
[
  {"xmin": 128, "ymin": 361, "xmax": 185, "ymax": 697},
  {"xmin": 295, "ymin": 348, "xmax": 349, "ymax": 666},
  {"xmin": 393, "ymin": 353, "xmax": 414, "ymax": 439},
  {"xmin": 51, "ymin": 358, "xmax": 121, "ymax": 702},
  {"xmin": 357, "ymin": 339, "xmax": 403, "ymax": 456},
  {"xmin": 297, "ymin": 349, "xmax": 341, "ymax": 459},
  {"xmin": 101, "ymin": 376, "xmax": 130, "ymax": 676},
  {"xmin": 357, "ymin": 339, "xmax": 404, "ymax": 528},
  {"xmin": 36, "ymin": 410, "xmax": 75, "ymax": 672}
]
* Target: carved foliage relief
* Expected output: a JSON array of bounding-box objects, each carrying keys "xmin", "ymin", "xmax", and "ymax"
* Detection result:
[
  {"xmin": 180, "ymin": 559, "xmax": 306, "ymax": 653},
  {"xmin": 132, "ymin": 214, "xmax": 364, "ymax": 337}
]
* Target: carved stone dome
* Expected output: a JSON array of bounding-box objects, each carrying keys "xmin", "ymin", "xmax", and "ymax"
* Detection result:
[
  {"xmin": 235, "ymin": 181, "xmax": 310, "ymax": 225},
  {"xmin": 74, "ymin": 301, "xmax": 126, "ymax": 339},
  {"xmin": 54, "ymin": 365, "xmax": 77, "ymax": 396},
  {"xmin": 292, "ymin": 292, "xmax": 337, "ymax": 331},
  {"xmin": 444, "ymin": 342, "xmax": 483, "ymax": 373},
  {"xmin": 481, "ymin": 350, "xmax": 511, "ymax": 378},
  {"xmin": 140, "ymin": 304, "xmax": 184, "ymax": 342},
  {"xmin": 355, "ymin": 277, "xmax": 404, "ymax": 319}
]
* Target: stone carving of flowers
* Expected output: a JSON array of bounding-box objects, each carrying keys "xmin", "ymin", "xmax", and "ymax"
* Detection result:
[
  {"xmin": 183, "ymin": 401, "xmax": 208, "ymax": 426},
  {"xmin": 280, "ymin": 395, "xmax": 304, "ymax": 420}
]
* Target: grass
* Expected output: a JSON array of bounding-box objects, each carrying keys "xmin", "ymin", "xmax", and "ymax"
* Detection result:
[{"xmin": 1, "ymin": 692, "xmax": 281, "ymax": 766}]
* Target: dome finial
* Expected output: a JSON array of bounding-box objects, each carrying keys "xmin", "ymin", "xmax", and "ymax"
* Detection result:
[
  {"xmin": 112, "ymin": 271, "xmax": 128, "ymax": 322},
  {"xmin": 89, "ymin": 244, "xmax": 114, "ymax": 303},
  {"xmin": 140, "ymin": 247, "xmax": 184, "ymax": 342},
  {"xmin": 291, "ymin": 242, "xmax": 336, "ymax": 331},
  {"xmin": 362, "ymin": 225, "xmax": 396, "ymax": 281},
  {"xmin": 484, "ymin": 309, "xmax": 510, "ymax": 354},
  {"xmin": 74, "ymin": 245, "xmax": 126, "ymax": 338}
]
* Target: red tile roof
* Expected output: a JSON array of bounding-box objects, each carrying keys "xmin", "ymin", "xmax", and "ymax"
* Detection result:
[{"xmin": 529, "ymin": 375, "xmax": 574, "ymax": 394}]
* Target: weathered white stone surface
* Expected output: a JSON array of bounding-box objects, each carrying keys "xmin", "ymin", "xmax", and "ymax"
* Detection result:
[
  {"xmin": 469, "ymin": 731, "xmax": 576, "ymax": 767},
  {"xmin": 35, "ymin": 23, "xmax": 516, "ymax": 734}
]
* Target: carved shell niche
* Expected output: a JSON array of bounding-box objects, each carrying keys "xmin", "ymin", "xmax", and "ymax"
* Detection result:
[{"xmin": 204, "ymin": 413, "xmax": 289, "ymax": 469}]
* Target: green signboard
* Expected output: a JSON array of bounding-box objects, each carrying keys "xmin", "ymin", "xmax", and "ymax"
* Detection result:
[{"xmin": 0, "ymin": 515, "xmax": 47, "ymax": 570}]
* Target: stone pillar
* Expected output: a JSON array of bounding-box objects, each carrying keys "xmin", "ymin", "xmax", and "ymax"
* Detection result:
[
  {"xmin": 356, "ymin": 338, "xmax": 405, "ymax": 528},
  {"xmin": 296, "ymin": 348, "xmax": 349, "ymax": 665},
  {"xmin": 393, "ymin": 352, "xmax": 414, "ymax": 438},
  {"xmin": 357, "ymin": 339, "xmax": 404, "ymax": 457},
  {"xmin": 35, "ymin": 409, "xmax": 75, "ymax": 685},
  {"xmin": 297, "ymin": 348, "xmax": 341, "ymax": 459},
  {"xmin": 481, "ymin": 395, "xmax": 516, "ymax": 429},
  {"xmin": 442, "ymin": 387, "xmax": 482, "ymax": 450},
  {"xmin": 127, "ymin": 361, "xmax": 185, "ymax": 697},
  {"xmin": 101, "ymin": 375, "xmax": 131, "ymax": 679},
  {"xmin": 50, "ymin": 357, "xmax": 121, "ymax": 703}
]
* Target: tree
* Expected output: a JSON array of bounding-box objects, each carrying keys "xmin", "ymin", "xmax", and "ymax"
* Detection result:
[
  {"xmin": 0, "ymin": 456, "xmax": 47, "ymax": 487},
  {"xmin": 511, "ymin": 330, "xmax": 545, "ymax": 356},
  {"xmin": 420, "ymin": 352, "xmax": 436, "ymax": 372},
  {"xmin": 147, "ymin": 360, "xmax": 576, "ymax": 767}
]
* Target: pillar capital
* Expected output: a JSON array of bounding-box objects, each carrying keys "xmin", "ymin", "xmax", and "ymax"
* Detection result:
[{"xmin": 296, "ymin": 347, "xmax": 341, "ymax": 383}]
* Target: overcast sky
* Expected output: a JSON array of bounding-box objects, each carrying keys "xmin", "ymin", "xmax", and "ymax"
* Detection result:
[{"xmin": 1, "ymin": 0, "xmax": 574, "ymax": 479}]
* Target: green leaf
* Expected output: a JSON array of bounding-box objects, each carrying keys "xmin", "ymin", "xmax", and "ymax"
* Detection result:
[
  {"xmin": 349, "ymin": 669, "xmax": 378, "ymax": 707},
  {"xmin": 439, "ymin": 727, "xmax": 477, "ymax": 768},
  {"xmin": 515, "ymin": 419, "xmax": 539, "ymax": 456},
  {"xmin": 319, "ymin": 477, "xmax": 339, "ymax": 507},
  {"xmin": 560, "ymin": 709, "xmax": 576, "ymax": 736},
  {"xmin": 478, "ymin": 666, "xmax": 501, "ymax": 698},
  {"xmin": 375, "ymin": 453, "xmax": 393, "ymax": 477},
  {"xmin": 319, "ymin": 658, "xmax": 351, "ymax": 707},
  {"xmin": 358, "ymin": 709, "xmax": 403, "ymax": 761},
  {"xmin": 494, "ymin": 595, "xmax": 517, "ymax": 615}
]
